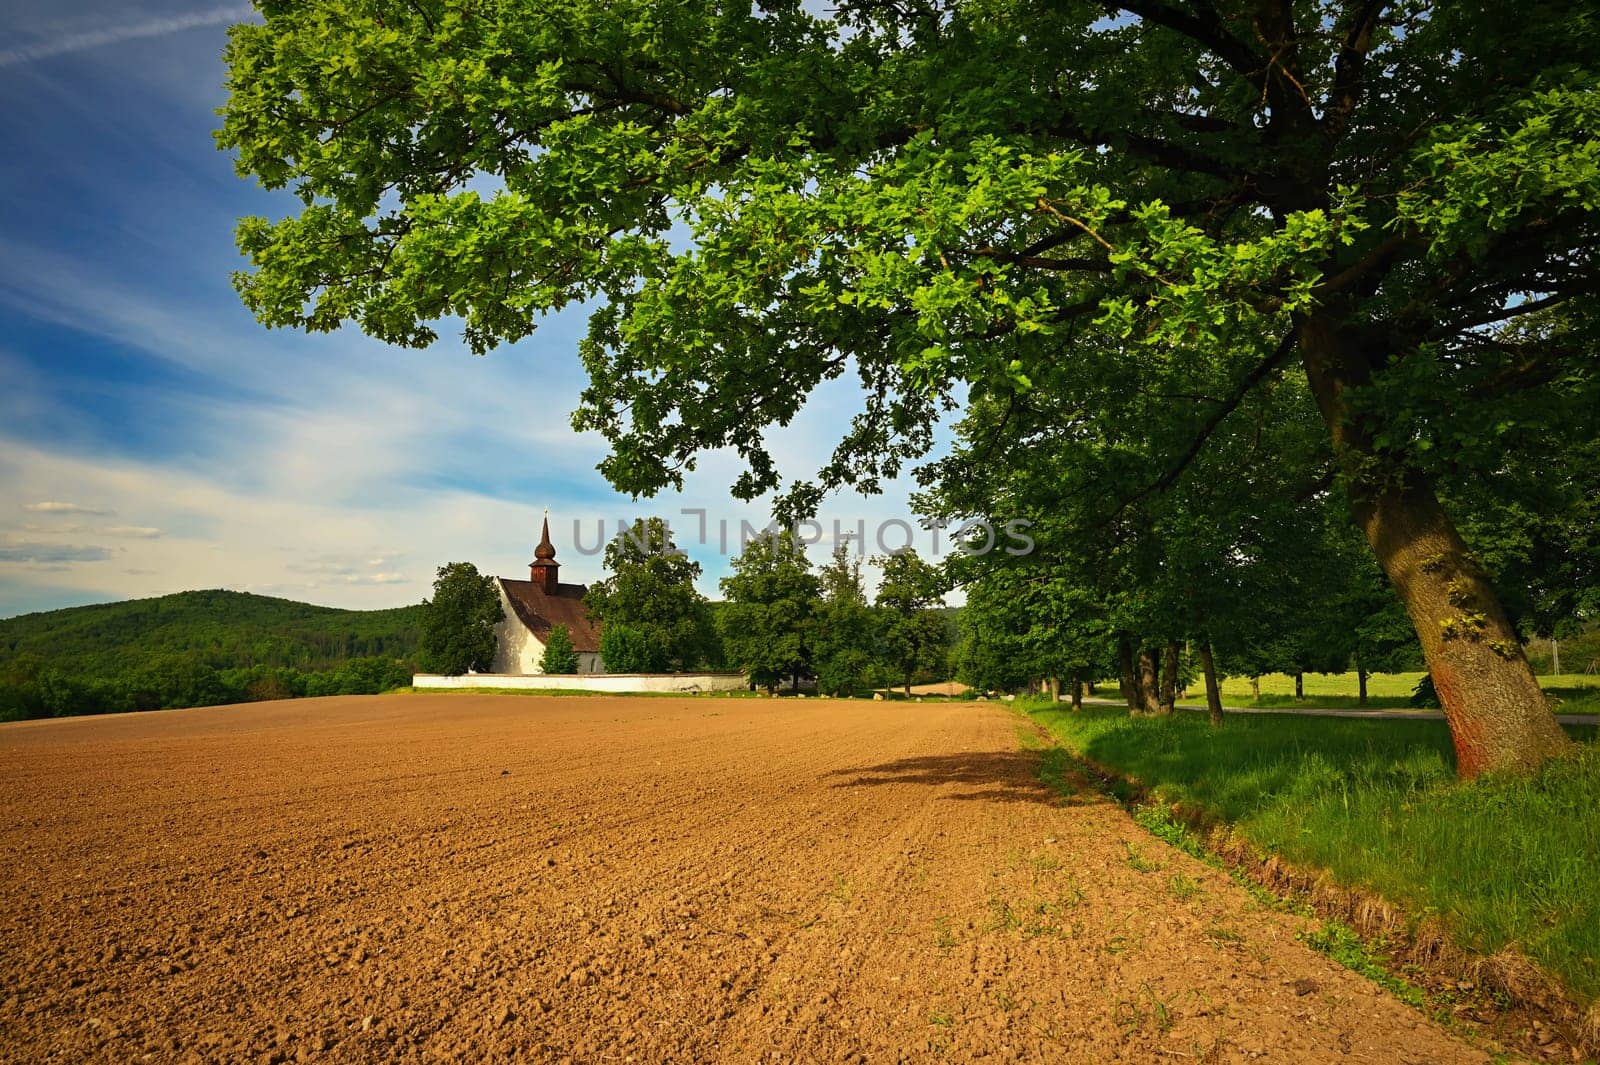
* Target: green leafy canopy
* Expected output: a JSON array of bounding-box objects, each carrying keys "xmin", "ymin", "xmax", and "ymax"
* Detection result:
[{"xmin": 219, "ymin": 2, "xmax": 1599, "ymax": 513}]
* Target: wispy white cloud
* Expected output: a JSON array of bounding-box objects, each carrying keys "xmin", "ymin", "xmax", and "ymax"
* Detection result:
[
  {"xmin": 0, "ymin": 5, "xmax": 254, "ymax": 70},
  {"xmin": 103, "ymin": 525, "xmax": 163, "ymax": 538},
  {"xmin": 22, "ymin": 500, "xmax": 111, "ymax": 515},
  {"xmin": 0, "ymin": 541, "xmax": 115, "ymax": 564}
]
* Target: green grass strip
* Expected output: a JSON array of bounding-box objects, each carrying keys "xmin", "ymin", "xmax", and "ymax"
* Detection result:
[{"xmin": 1025, "ymin": 703, "xmax": 1600, "ymax": 1007}]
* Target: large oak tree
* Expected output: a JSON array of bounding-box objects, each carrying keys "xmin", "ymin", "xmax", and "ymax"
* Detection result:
[{"xmin": 220, "ymin": 1, "xmax": 1598, "ymax": 774}]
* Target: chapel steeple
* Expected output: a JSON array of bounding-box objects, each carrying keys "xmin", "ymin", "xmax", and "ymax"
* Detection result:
[{"xmin": 530, "ymin": 511, "xmax": 560, "ymax": 593}]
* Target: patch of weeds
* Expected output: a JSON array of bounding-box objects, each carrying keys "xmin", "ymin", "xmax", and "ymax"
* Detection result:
[
  {"xmin": 1168, "ymin": 873, "xmax": 1203, "ymax": 900},
  {"xmin": 1104, "ymin": 934, "xmax": 1130, "ymax": 956},
  {"xmin": 928, "ymin": 1010, "xmax": 955, "ymax": 1027},
  {"xmin": 1300, "ymin": 921, "xmax": 1425, "ymax": 1008},
  {"xmin": 1111, "ymin": 997, "xmax": 1145, "ymax": 1032},
  {"xmin": 1035, "ymin": 747, "xmax": 1078, "ymax": 795},
  {"xmin": 1123, "ymin": 841, "xmax": 1161, "ymax": 873},
  {"xmin": 1018, "ymin": 894, "xmax": 1077, "ymax": 940},
  {"xmin": 1134, "ymin": 804, "xmax": 1210, "ymax": 862},
  {"xmin": 933, "ymin": 916, "xmax": 958, "ymax": 952},
  {"xmin": 1029, "ymin": 851, "xmax": 1063, "ymax": 873},
  {"xmin": 994, "ymin": 983, "xmax": 1018, "ymax": 1012},
  {"xmin": 1242, "ymin": 878, "xmax": 1313, "ymax": 917},
  {"xmin": 985, "ymin": 894, "xmax": 1020, "ymax": 933},
  {"xmin": 1140, "ymin": 982, "xmax": 1175, "ymax": 1034},
  {"xmin": 1203, "ymin": 925, "xmax": 1245, "ymax": 946},
  {"xmin": 828, "ymin": 874, "xmax": 855, "ymax": 905}
]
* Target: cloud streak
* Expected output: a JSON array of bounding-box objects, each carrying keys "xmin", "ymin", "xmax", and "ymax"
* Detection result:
[
  {"xmin": 0, "ymin": 542, "xmax": 114, "ymax": 564},
  {"xmin": 103, "ymin": 525, "xmax": 164, "ymax": 539},
  {"xmin": 23, "ymin": 501, "xmax": 111, "ymax": 515},
  {"xmin": 0, "ymin": 5, "xmax": 255, "ymax": 70}
]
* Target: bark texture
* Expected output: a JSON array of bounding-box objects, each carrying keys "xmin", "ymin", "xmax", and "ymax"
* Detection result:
[
  {"xmin": 1137, "ymin": 648, "xmax": 1163, "ymax": 717},
  {"xmin": 1159, "ymin": 641, "xmax": 1179, "ymax": 715},
  {"xmin": 1299, "ymin": 313, "xmax": 1572, "ymax": 776},
  {"xmin": 1118, "ymin": 637, "xmax": 1141, "ymax": 715},
  {"xmin": 1199, "ymin": 643, "xmax": 1224, "ymax": 726}
]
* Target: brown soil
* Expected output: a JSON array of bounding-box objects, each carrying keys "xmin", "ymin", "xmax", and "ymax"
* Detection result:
[{"xmin": 0, "ymin": 695, "xmax": 1495, "ymax": 1064}]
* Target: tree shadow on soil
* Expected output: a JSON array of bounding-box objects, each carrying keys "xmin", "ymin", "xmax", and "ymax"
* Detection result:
[{"xmin": 824, "ymin": 749, "xmax": 1108, "ymax": 806}]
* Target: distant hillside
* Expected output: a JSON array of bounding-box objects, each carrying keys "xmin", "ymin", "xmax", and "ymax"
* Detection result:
[{"xmin": 0, "ymin": 590, "xmax": 422, "ymax": 720}]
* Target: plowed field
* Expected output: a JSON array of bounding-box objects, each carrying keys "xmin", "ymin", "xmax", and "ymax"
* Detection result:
[{"xmin": 0, "ymin": 694, "xmax": 1488, "ymax": 1063}]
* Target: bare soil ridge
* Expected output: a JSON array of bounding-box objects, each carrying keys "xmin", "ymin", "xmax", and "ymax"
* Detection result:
[{"xmin": 0, "ymin": 695, "xmax": 1493, "ymax": 1063}]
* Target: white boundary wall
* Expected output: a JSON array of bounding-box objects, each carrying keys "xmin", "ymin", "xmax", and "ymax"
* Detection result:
[{"xmin": 412, "ymin": 672, "xmax": 749, "ymax": 694}]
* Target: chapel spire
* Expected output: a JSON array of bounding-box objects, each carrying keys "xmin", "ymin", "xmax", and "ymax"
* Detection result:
[{"xmin": 530, "ymin": 510, "xmax": 560, "ymax": 592}]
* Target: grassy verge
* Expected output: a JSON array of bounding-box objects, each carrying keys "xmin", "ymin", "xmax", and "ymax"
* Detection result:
[{"xmin": 1026, "ymin": 703, "xmax": 1600, "ymax": 1008}]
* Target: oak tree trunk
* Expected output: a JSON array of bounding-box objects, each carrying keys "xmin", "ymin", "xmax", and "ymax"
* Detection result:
[
  {"xmin": 1118, "ymin": 637, "xmax": 1141, "ymax": 715},
  {"xmin": 1159, "ymin": 640, "xmax": 1179, "ymax": 715},
  {"xmin": 1071, "ymin": 675, "xmax": 1083, "ymax": 711},
  {"xmin": 1138, "ymin": 648, "xmax": 1163, "ymax": 716},
  {"xmin": 1299, "ymin": 313, "xmax": 1572, "ymax": 776},
  {"xmin": 1358, "ymin": 669, "xmax": 1369, "ymax": 708},
  {"xmin": 1294, "ymin": 672, "xmax": 1304, "ymax": 700},
  {"xmin": 1199, "ymin": 642, "xmax": 1224, "ymax": 726},
  {"xmin": 1249, "ymin": 676, "xmax": 1260, "ymax": 700}
]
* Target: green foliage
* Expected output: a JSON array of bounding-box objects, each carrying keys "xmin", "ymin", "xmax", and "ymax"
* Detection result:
[
  {"xmin": 419, "ymin": 562, "xmax": 503, "ymax": 675},
  {"xmin": 538, "ymin": 624, "xmax": 580, "ymax": 675},
  {"xmin": 597, "ymin": 623, "xmax": 657, "ymax": 674},
  {"xmin": 0, "ymin": 590, "xmax": 421, "ymax": 720},
  {"xmin": 216, "ymin": 1, "xmax": 1600, "ymax": 509},
  {"xmin": 875, "ymin": 549, "xmax": 951, "ymax": 692},
  {"xmin": 1030, "ymin": 705, "xmax": 1600, "ymax": 1005},
  {"xmin": 812, "ymin": 544, "xmax": 884, "ymax": 696},
  {"xmin": 718, "ymin": 533, "xmax": 821, "ymax": 692},
  {"xmin": 586, "ymin": 518, "xmax": 715, "ymax": 672}
]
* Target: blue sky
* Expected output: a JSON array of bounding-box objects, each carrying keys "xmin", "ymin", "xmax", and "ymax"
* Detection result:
[{"xmin": 0, "ymin": 1, "xmax": 944, "ymax": 618}]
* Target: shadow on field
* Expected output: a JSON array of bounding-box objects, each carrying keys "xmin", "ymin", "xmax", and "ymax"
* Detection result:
[{"xmin": 824, "ymin": 750, "xmax": 1107, "ymax": 806}]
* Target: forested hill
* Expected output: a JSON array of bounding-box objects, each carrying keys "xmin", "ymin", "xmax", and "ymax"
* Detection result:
[{"xmin": 0, "ymin": 590, "xmax": 422, "ymax": 720}]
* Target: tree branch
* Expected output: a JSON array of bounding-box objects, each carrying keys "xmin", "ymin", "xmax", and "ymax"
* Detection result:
[
  {"xmin": 1108, "ymin": 330, "xmax": 1300, "ymax": 519},
  {"xmin": 1313, "ymin": 231, "xmax": 1413, "ymax": 297},
  {"xmin": 1323, "ymin": 0, "xmax": 1389, "ymax": 141},
  {"xmin": 1108, "ymin": 1, "xmax": 1262, "ymax": 77}
]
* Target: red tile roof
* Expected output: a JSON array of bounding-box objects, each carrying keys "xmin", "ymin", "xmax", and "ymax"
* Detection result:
[{"xmin": 499, "ymin": 578, "xmax": 602, "ymax": 652}]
